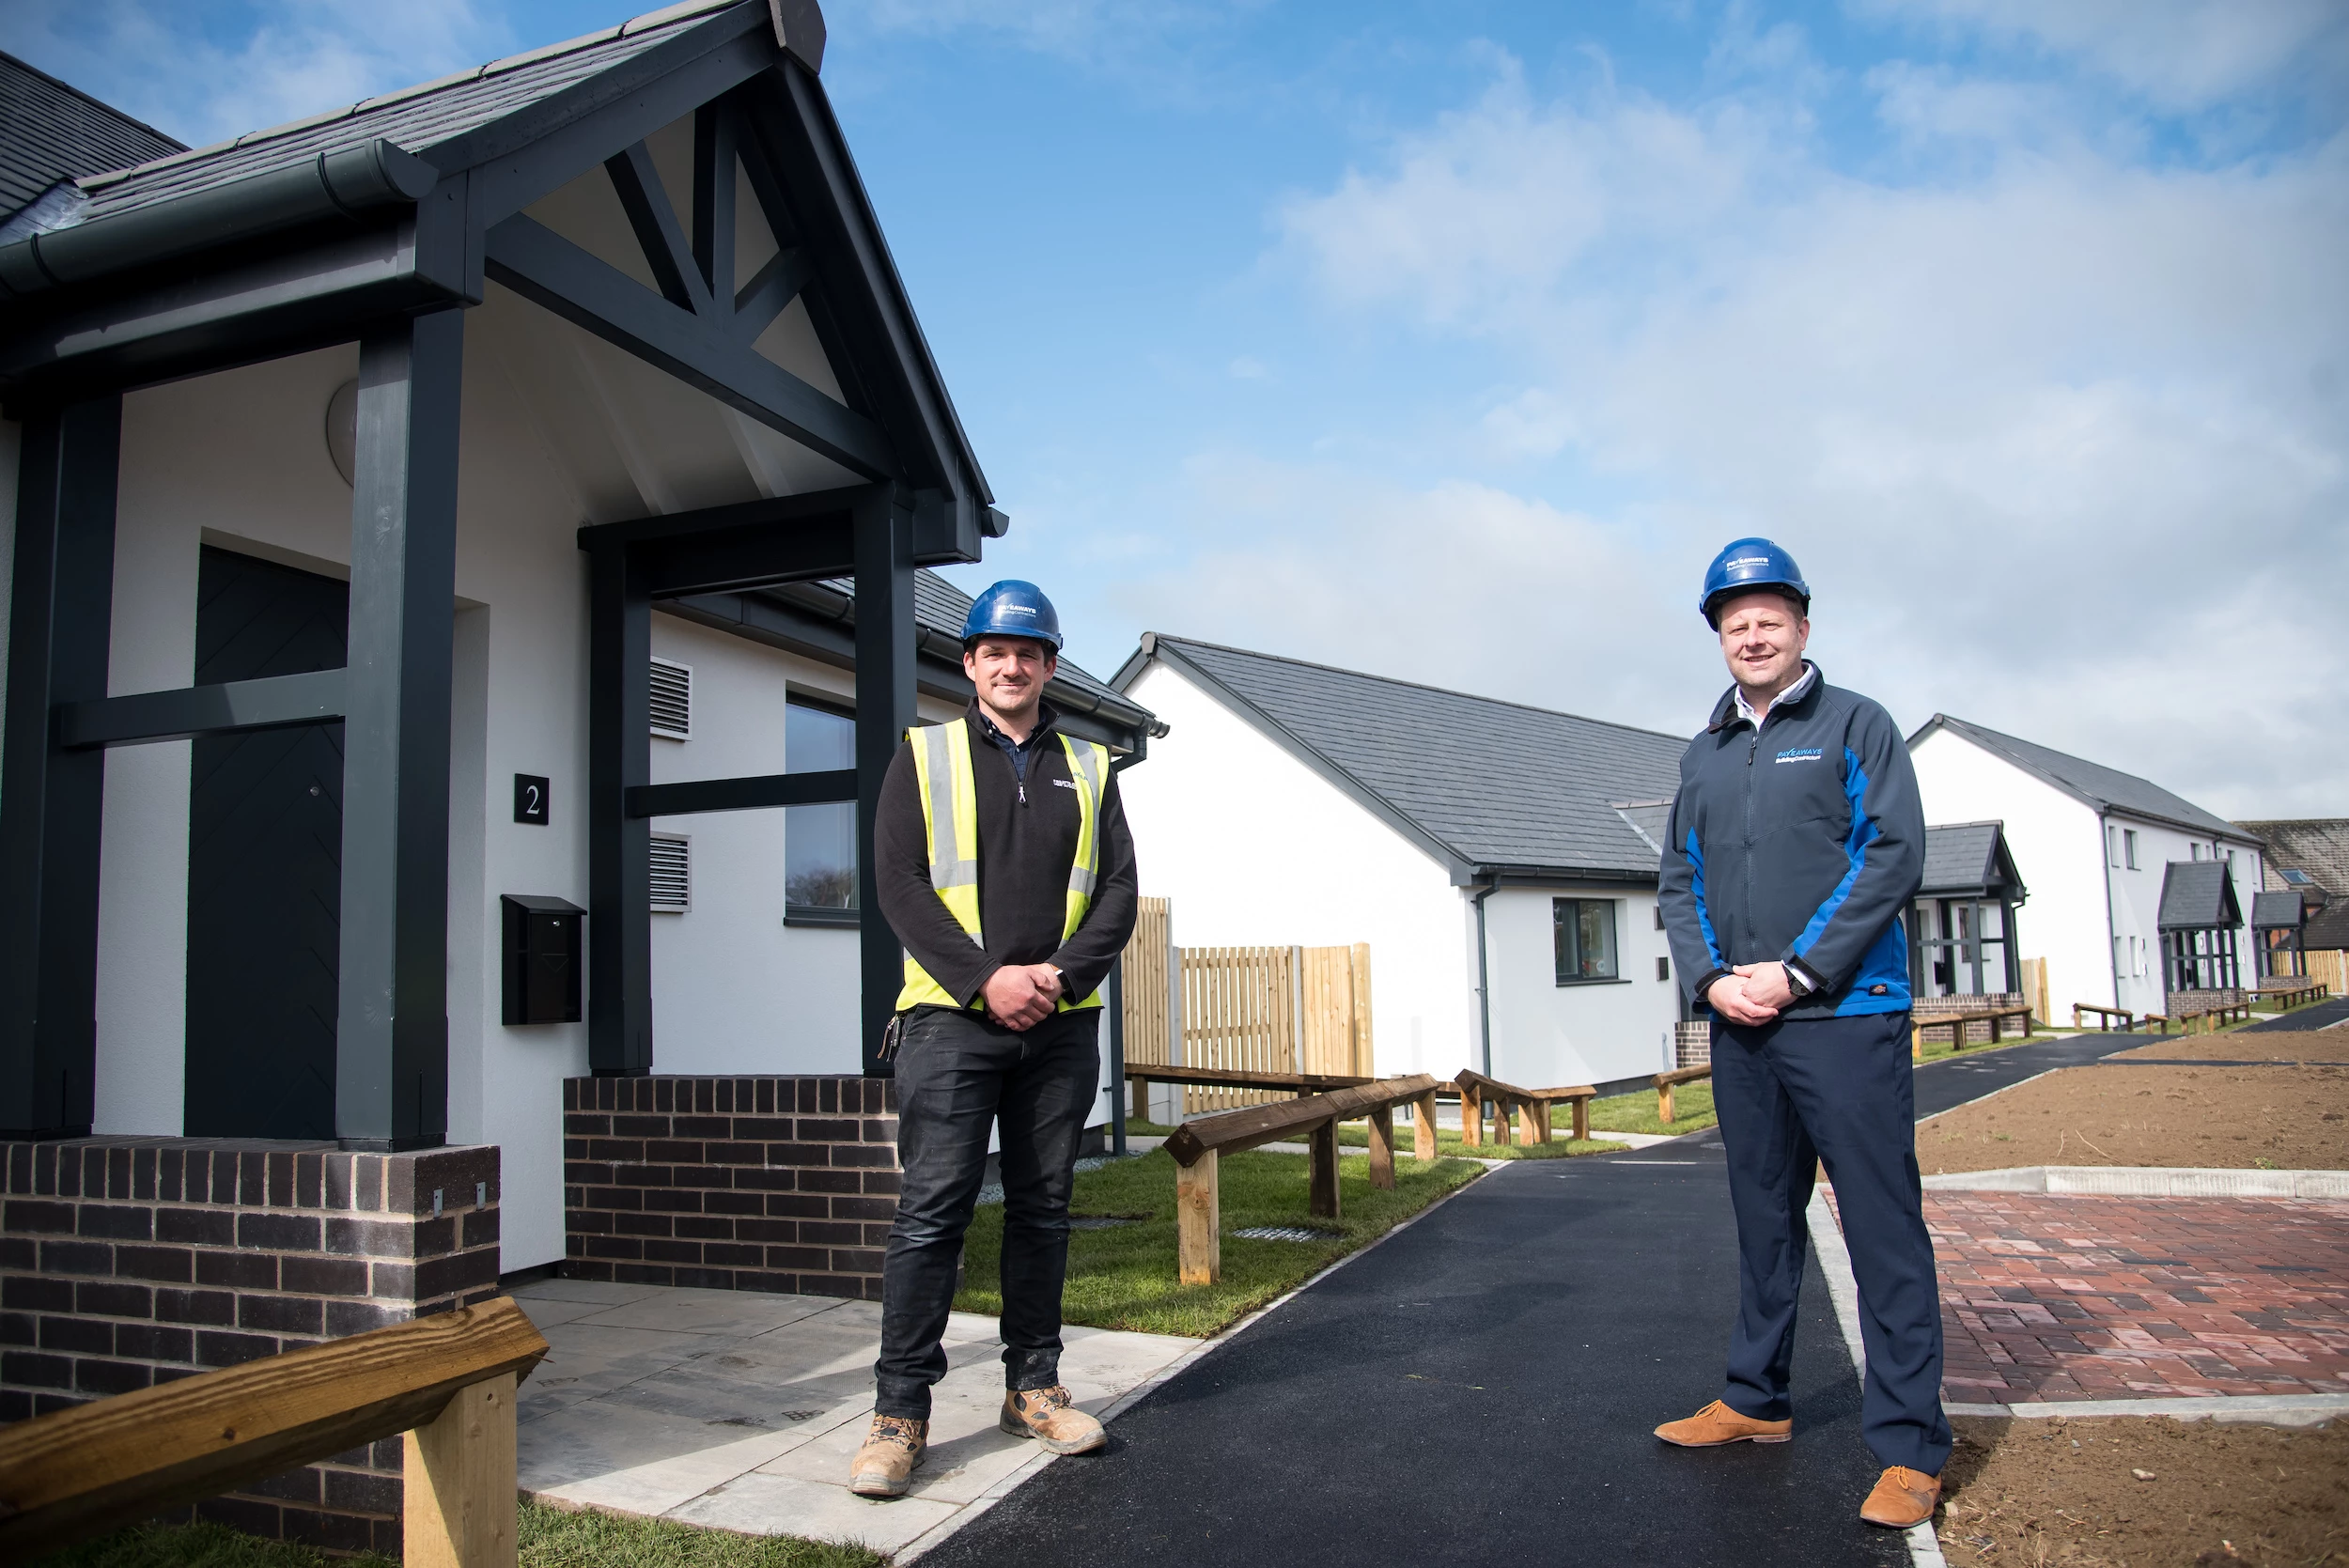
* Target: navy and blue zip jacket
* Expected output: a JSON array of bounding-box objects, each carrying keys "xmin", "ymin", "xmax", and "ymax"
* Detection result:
[{"xmin": 1657, "ymin": 664, "xmax": 1923, "ymax": 1019}]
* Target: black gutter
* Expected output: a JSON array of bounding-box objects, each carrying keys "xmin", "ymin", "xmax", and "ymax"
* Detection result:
[{"xmin": 0, "ymin": 140, "xmax": 438, "ymax": 302}]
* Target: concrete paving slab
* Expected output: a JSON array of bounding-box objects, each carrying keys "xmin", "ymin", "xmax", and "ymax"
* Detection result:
[
  {"xmin": 508, "ymin": 1295, "xmax": 614, "ymax": 1328},
  {"xmin": 517, "ymin": 1283, "xmax": 1193, "ymax": 1556},
  {"xmin": 510, "ymin": 1278, "xmax": 665, "ymax": 1306}
]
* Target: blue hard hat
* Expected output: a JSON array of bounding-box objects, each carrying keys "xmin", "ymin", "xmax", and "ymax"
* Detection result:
[
  {"xmin": 1700, "ymin": 537, "xmax": 1811, "ymax": 626},
  {"xmin": 960, "ymin": 580, "xmax": 1063, "ymax": 651}
]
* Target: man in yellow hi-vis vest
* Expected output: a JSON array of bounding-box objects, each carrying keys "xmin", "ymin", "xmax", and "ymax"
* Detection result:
[{"xmin": 849, "ymin": 580, "xmax": 1140, "ymax": 1499}]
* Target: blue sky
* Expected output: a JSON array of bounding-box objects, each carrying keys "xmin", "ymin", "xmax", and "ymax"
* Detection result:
[{"xmin": 8, "ymin": 0, "xmax": 2347, "ymax": 814}]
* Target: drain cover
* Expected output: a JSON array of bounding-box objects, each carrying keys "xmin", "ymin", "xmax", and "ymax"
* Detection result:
[{"xmin": 1232, "ymin": 1225, "xmax": 1341, "ymax": 1243}]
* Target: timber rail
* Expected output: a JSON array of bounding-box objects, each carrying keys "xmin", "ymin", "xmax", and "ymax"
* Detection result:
[
  {"xmin": 1909, "ymin": 1002, "xmax": 2034, "ymax": 1058},
  {"xmin": 2254, "ymin": 982, "xmax": 2327, "ymax": 1011},
  {"xmin": 1160, "ymin": 1073, "xmax": 1439, "ymax": 1285},
  {"xmin": 1653, "ymin": 1064, "xmax": 1711, "ymax": 1124},
  {"xmin": 2172, "ymin": 998, "xmax": 2253, "ymax": 1033},
  {"xmin": 2073, "ymin": 1002, "xmax": 2171, "ymax": 1033},
  {"xmin": 1123, "ymin": 1064, "xmax": 1374, "ymax": 1122},
  {"xmin": 1447, "ymin": 1069, "xmax": 1596, "ymax": 1146},
  {"xmin": 0, "ymin": 1296, "xmax": 548, "ymax": 1566}
]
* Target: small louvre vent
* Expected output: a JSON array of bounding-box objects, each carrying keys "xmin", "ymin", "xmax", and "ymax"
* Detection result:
[
  {"xmin": 649, "ymin": 833, "xmax": 691, "ymax": 911},
  {"xmin": 649, "ymin": 658, "xmax": 692, "ymax": 739}
]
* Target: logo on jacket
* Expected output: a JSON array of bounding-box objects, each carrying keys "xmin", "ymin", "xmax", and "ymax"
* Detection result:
[
  {"xmin": 1051, "ymin": 778, "xmax": 1078, "ymax": 789},
  {"xmin": 1774, "ymin": 747, "xmax": 1824, "ymax": 763}
]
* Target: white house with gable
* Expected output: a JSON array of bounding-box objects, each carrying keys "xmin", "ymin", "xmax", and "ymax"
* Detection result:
[
  {"xmin": 1908, "ymin": 716, "xmax": 2263, "ymax": 1019},
  {"xmin": 1111, "ymin": 634, "xmax": 1688, "ymax": 1093}
]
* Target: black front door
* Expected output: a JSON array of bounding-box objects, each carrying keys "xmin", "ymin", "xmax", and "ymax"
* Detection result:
[{"xmin": 183, "ymin": 547, "xmax": 349, "ymax": 1139}]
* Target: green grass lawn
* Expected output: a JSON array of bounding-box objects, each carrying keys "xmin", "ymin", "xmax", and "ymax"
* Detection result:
[
  {"xmin": 39, "ymin": 1500, "xmax": 880, "ymax": 1568},
  {"xmin": 955, "ymin": 1147, "xmax": 1482, "ymax": 1338}
]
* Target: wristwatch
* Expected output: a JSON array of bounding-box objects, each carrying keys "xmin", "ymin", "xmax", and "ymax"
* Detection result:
[{"xmin": 1781, "ymin": 963, "xmax": 1813, "ymax": 1001}]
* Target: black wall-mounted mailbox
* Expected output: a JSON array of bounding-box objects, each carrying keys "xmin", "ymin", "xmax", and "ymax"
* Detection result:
[{"xmin": 502, "ymin": 894, "xmax": 583, "ymax": 1025}]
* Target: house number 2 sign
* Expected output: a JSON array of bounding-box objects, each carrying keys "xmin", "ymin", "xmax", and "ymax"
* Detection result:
[{"xmin": 514, "ymin": 774, "xmax": 552, "ymax": 826}]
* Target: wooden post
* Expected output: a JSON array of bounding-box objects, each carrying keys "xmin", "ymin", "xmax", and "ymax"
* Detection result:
[
  {"xmin": 1657, "ymin": 1081, "xmax": 1675, "ymax": 1124},
  {"xmin": 1176, "ymin": 1150, "xmax": 1220, "ymax": 1285},
  {"xmin": 1457, "ymin": 1092, "xmax": 1481, "ymax": 1147},
  {"xmin": 405, "ymin": 1372, "xmax": 519, "ymax": 1568},
  {"xmin": 1514, "ymin": 1097, "xmax": 1538, "ymax": 1146},
  {"xmin": 1571, "ymin": 1095, "xmax": 1589, "ymax": 1142},
  {"xmin": 1988, "ymin": 1012, "xmax": 2001, "ymax": 1044},
  {"xmin": 1308, "ymin": 1117, "xmax": 1340, "ymax": 1219},
  {"xmin": 1367, "ymin": 1105, "xmax": 1395, "ymax": 1189},
  {"xmin": 1414, "ymin": 1091, "xmax": 1437, "ymax": 1161},
  {"xmin": 1131, "ymin": 1076, "xmax": 1150, "ymax": 1125},
  {"xmin": 1911, "ymin": 1021, "xmax": 1922, "ymax": 1062}
]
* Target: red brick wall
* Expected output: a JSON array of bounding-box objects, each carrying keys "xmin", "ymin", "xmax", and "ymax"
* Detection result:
[
  {"xmin": 563, "ymin": 1075, "xmax": 898, "ymax": 1300},
  {"xmin": 0, "ymin": 1139, "xmax": 501, "ymax": 1556}
]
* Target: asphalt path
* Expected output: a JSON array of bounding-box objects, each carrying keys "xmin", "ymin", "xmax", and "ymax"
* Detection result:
[
  {"xmin": 927, "ymin": 1033, "xmax": 2149, "ymax": 1567},
  {"xmin": 2241, "ymin": 997, "xmax": 2349, "ymax": 1032}
]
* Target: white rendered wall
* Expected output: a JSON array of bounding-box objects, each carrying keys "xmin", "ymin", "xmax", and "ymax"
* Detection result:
[
  {"xmin": 80, "ymin": 318, "xmax": 990, "ymax": 1270},
  {"xmin": 1116, "ymin": 661, "xmax": 1473, "ymax": 1079},
  {"xmin": 1910, "ymin": 730, "xmax": 2115, "ymax": 1017},
  {"xmin": 1479, "ymin": 887, "xmax": 1680, "ymax": 1089},
  {"xmin": 2102, "ymin": 814, "xmax": 2263, "ymax": 1014}
]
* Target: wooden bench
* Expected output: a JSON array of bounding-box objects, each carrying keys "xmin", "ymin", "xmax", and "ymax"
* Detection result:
[
  {"xmin": 2254, "ymin": 983, "xmax": 2327, "ymax": 1011},
  {"xmin": 2073, "ymin": 1001, "xmax": 2170, "ymax": 1033},
  {"xmin": 1122, "ymin": 1064, "xmax": 1374, "ymax": 1122},
  {"xmin": 2174, "ymin": 999, "xmax": 2253, "ymax": 1034},
  {"xmin": 1909, "ymin": 1003, "xmax": 2034, "ymax": 1058},
  {"xmin": 1160, "ymin": 1073, "xmax": 1439, "ymax": 1285},
  {"xmin": 0, "ymin": 1296, "xmax": 548, "ymax": 1565},
  {"xmin": 1447, "ymin": 1069, "xmax": 1595, "ymax": 1147},
  {"xmin": 1654, "ymin": 1064, "xmax": 1711, "ymax": 1124}
]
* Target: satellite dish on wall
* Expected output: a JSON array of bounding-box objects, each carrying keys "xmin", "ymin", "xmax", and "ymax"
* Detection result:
[{"xmin": 326, "ymin": 379, "xmax": 358, "ymax": 487}]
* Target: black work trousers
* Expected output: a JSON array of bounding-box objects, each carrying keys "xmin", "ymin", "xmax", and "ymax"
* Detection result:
[
  {"xmin": 873, "ymin": 1004, "xmax": 1101, "ymax": 1421},
  {"xmin": 1712, "ymin": 1010, "xmax": 1952, "ymax": 1475}
]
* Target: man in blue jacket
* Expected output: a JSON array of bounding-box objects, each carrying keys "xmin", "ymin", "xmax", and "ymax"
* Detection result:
[{"xmin": 1655, "ymin": 538, "xmax": 1948, "ymax": 1530}]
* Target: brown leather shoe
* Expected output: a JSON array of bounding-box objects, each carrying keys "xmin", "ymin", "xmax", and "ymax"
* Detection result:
[
  {"xmin": 1653, "ymin": 1399, "xmax": 1794, "ymax": 1447},
  {"xmin": 848, "ymin": 1414, "xmax": 926, "ymax": 1498},
  {"xmin": 1859, "ymin": 1465, "xmax": 1942, "ymax": 1528},
  {"xmin": 1001, "ymin": 1387, "xmax": 1108, "ymax": 1454}
]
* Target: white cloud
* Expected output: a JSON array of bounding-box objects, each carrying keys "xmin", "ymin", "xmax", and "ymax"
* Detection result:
[
  {"xmin": 1264, "ymin": 53, "xmax": 2349, "ymax": 815},
  {"xmin": 1861, "ymin": 0, "xmax": 2349, "ymax": 110},
  {"xmin": 1, "ymin": 0, "xmax": 511, "ymax": 147}
]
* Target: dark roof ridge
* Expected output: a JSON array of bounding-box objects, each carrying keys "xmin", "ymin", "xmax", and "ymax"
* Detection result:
[
  {"xmin": 1146, "ymin": 631, "xmax": 1687, "ymax": 744},
  {"xmin": 0, "ymin": 50, "xmax": 186, "ymax": 155}
]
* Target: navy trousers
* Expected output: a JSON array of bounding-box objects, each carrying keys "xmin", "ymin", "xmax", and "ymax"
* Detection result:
[{"xmin": 1711, "ymin": 1010, "xmax": 1952, "ymax": 1475}]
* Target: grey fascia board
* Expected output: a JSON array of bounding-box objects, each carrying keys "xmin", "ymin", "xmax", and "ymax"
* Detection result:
[
  {"xmin": 1455, "ymin": 865, "xmax": 1661, "ymax": 891},
  {"xmin": 1145, "ymin": 639, "xmax": 1476, "ymax": 883}
]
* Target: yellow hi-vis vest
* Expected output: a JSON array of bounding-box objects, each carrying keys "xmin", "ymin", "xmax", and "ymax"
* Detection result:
[{"xmin": 894, "ymin": 718, "xmax": 1110, "ymax": 1014}]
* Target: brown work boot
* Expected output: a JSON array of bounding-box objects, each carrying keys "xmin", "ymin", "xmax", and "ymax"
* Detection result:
[
  {"xmin": 1860, "ymin": 1465, "xmax": 1941, "ymax": 1528},
  {"xmin": 1653, "ymin": 1399, "xmax": 1794, "ymax": 1447},
  {"xmin": 1000, "ymin": 1386, "xmax": 1108, "ymax": 1454},
  {"xmin": 848, "ymin": 1414, "xmax": 927, "ymax": 1498}
]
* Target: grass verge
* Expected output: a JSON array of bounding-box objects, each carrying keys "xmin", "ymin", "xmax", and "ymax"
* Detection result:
[
  {"xmin": 954, "ymin": 1147, "xmax": 1482, "ymax": 1337},
  {"xmin": 39, "ymin": 1500, "xmax": 880, "ymax": 1568}
]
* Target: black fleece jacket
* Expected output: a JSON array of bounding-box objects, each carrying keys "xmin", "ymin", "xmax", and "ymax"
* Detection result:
[{"xmin": 873, "ymin": 700, "xmax": 1140, "ymax": 1010}]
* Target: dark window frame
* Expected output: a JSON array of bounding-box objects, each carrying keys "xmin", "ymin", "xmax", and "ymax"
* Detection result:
[
  {"xmin": 784, "ymin": 692, "xmax": 859, "ymax": 921},
  {"xmin": 1553, "ymin": 897, "xmax": 1622, "ymax": 986}
]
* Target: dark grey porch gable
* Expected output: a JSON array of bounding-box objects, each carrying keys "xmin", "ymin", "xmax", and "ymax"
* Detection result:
[
  {"xmin": 0, "ymin": 0, "xmax": 1019, "ymax": 1144},
  {"xmin": 1112, "ymin": 632, "xmax": 1683, "ymax": 887}
]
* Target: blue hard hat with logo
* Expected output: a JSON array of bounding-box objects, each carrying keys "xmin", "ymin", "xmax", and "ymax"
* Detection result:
[
  {"xmin": 1699, "ymin": 537, "xmax": 1811, "ymax": 626},
  {"xmin": 960, "ymin": 580, "xmax": 1063, "ymax": 651}
]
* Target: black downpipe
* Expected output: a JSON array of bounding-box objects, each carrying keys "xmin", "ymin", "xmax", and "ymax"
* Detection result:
[{"xmin": 1472, "ymin": 883, "xmax": 1497, "ymax": 1079}]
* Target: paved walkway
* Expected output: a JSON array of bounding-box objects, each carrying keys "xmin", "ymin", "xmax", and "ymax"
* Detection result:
[
  {"xmin": 2243, "ymin": 997, "xmax": 2349, "ymax": 1032},
  {"xmin": 1928, "ymin": 1191, "xmax": 2349, "ymax": 1403},
  {"xmin": 509, "ymin": 1281, "xmax": 1194, "ymax": 1559}
]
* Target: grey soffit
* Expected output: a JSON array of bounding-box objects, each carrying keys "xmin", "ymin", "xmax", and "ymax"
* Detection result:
[
  {"xmin": 0, "ymin": 52, "xmax": 184, "ymax": 222},
  {"xmin": 2234, "ymin": 818, "xmax": 2349, "ymax": 897},
  {"xmin": 1913, "ymin": 713, "xmax": 2246, "ymax": 841},
  {"xmin": 1134, "ymin": 634, "xmax": 1685, "ymax": 879},
  {"xmin": 2251, "ymin": 890, "xmax": 2305, "ymax": 931},
  {"xmin": 56, "ymin": 0, "xmax": 754, "ymax": 225},
  {"xmin": 2156, "ymin": 860, "xmax": 2241, "ymax": 932},
  {"xmin": 1919, "ymin": 820, "xmax": 2023, "ymax": 900}
]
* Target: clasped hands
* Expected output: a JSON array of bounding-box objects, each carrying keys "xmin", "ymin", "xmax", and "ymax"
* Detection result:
[
  {"xmin": 980, "ymin": 963, "xmax": 1064, "ymax": 1030},
  {"xmin": 1706, "ymin": 961, "xmax": 1798, "ymax": 1026}
]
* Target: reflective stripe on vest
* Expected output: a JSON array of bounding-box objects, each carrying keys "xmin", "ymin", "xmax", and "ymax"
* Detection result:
[{"xmin": 894, "ymin": 719, "xmax": 1111, "ymax": 1014}]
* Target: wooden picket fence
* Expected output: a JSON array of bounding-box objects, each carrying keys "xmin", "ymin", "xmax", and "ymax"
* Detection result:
[{"xmin": 1118, "ymin": 898, "xmax": 1375, "ymax": 1114}]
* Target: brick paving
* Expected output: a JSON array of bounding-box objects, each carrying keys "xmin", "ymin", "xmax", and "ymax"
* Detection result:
[{"xmin": 1921, "ymin": 1191, "xmax": 2349, "ymax": 1403}]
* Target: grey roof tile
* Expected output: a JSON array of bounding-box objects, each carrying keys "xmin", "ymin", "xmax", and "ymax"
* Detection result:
[
  {"xmin": 1920, "ymin": 821, "xmax": 2023, "ymax": 898},
  {"xmin": 809, "ymin": 569, "xmax": 1127, "ymax": 709},
  {"xmin": 0, "ymin": 51, "xmax": 183, "ymax": 221},
  {"xmin": 2251, "ymin": 891, "xmax": 2305, "ymax": 930},
  {"xmin": 2234, "ymin": 818, "xmax": 2349, "ymax": 897},
  {"xmin": 1919, "ymin": 714, "xmax": 2244, "ymax": 839},
  {"xmin": 1142, "ymin": 635, "xmax": 1686, "ymax": 877},
  {"xmin": 65, "ymin": 0, "xmax": 751, "ymax": 224},
  {"xmin": 2156, "ymin": 860, "xmax": 2241, "ymax": 931}
]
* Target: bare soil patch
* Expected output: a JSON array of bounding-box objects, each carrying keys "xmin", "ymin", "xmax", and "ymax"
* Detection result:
[
  {"xmin": 2107, "ymin": 1033, "xmax": 2349, "ymax": 1063},
  {"xmin": 1940, "ymin": 1414, "xmax": 2349, "ymax": 1568},
  {"xmin": 1918, "ymin": 1064, "xmax": 2349, "ymax": 1173}
]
